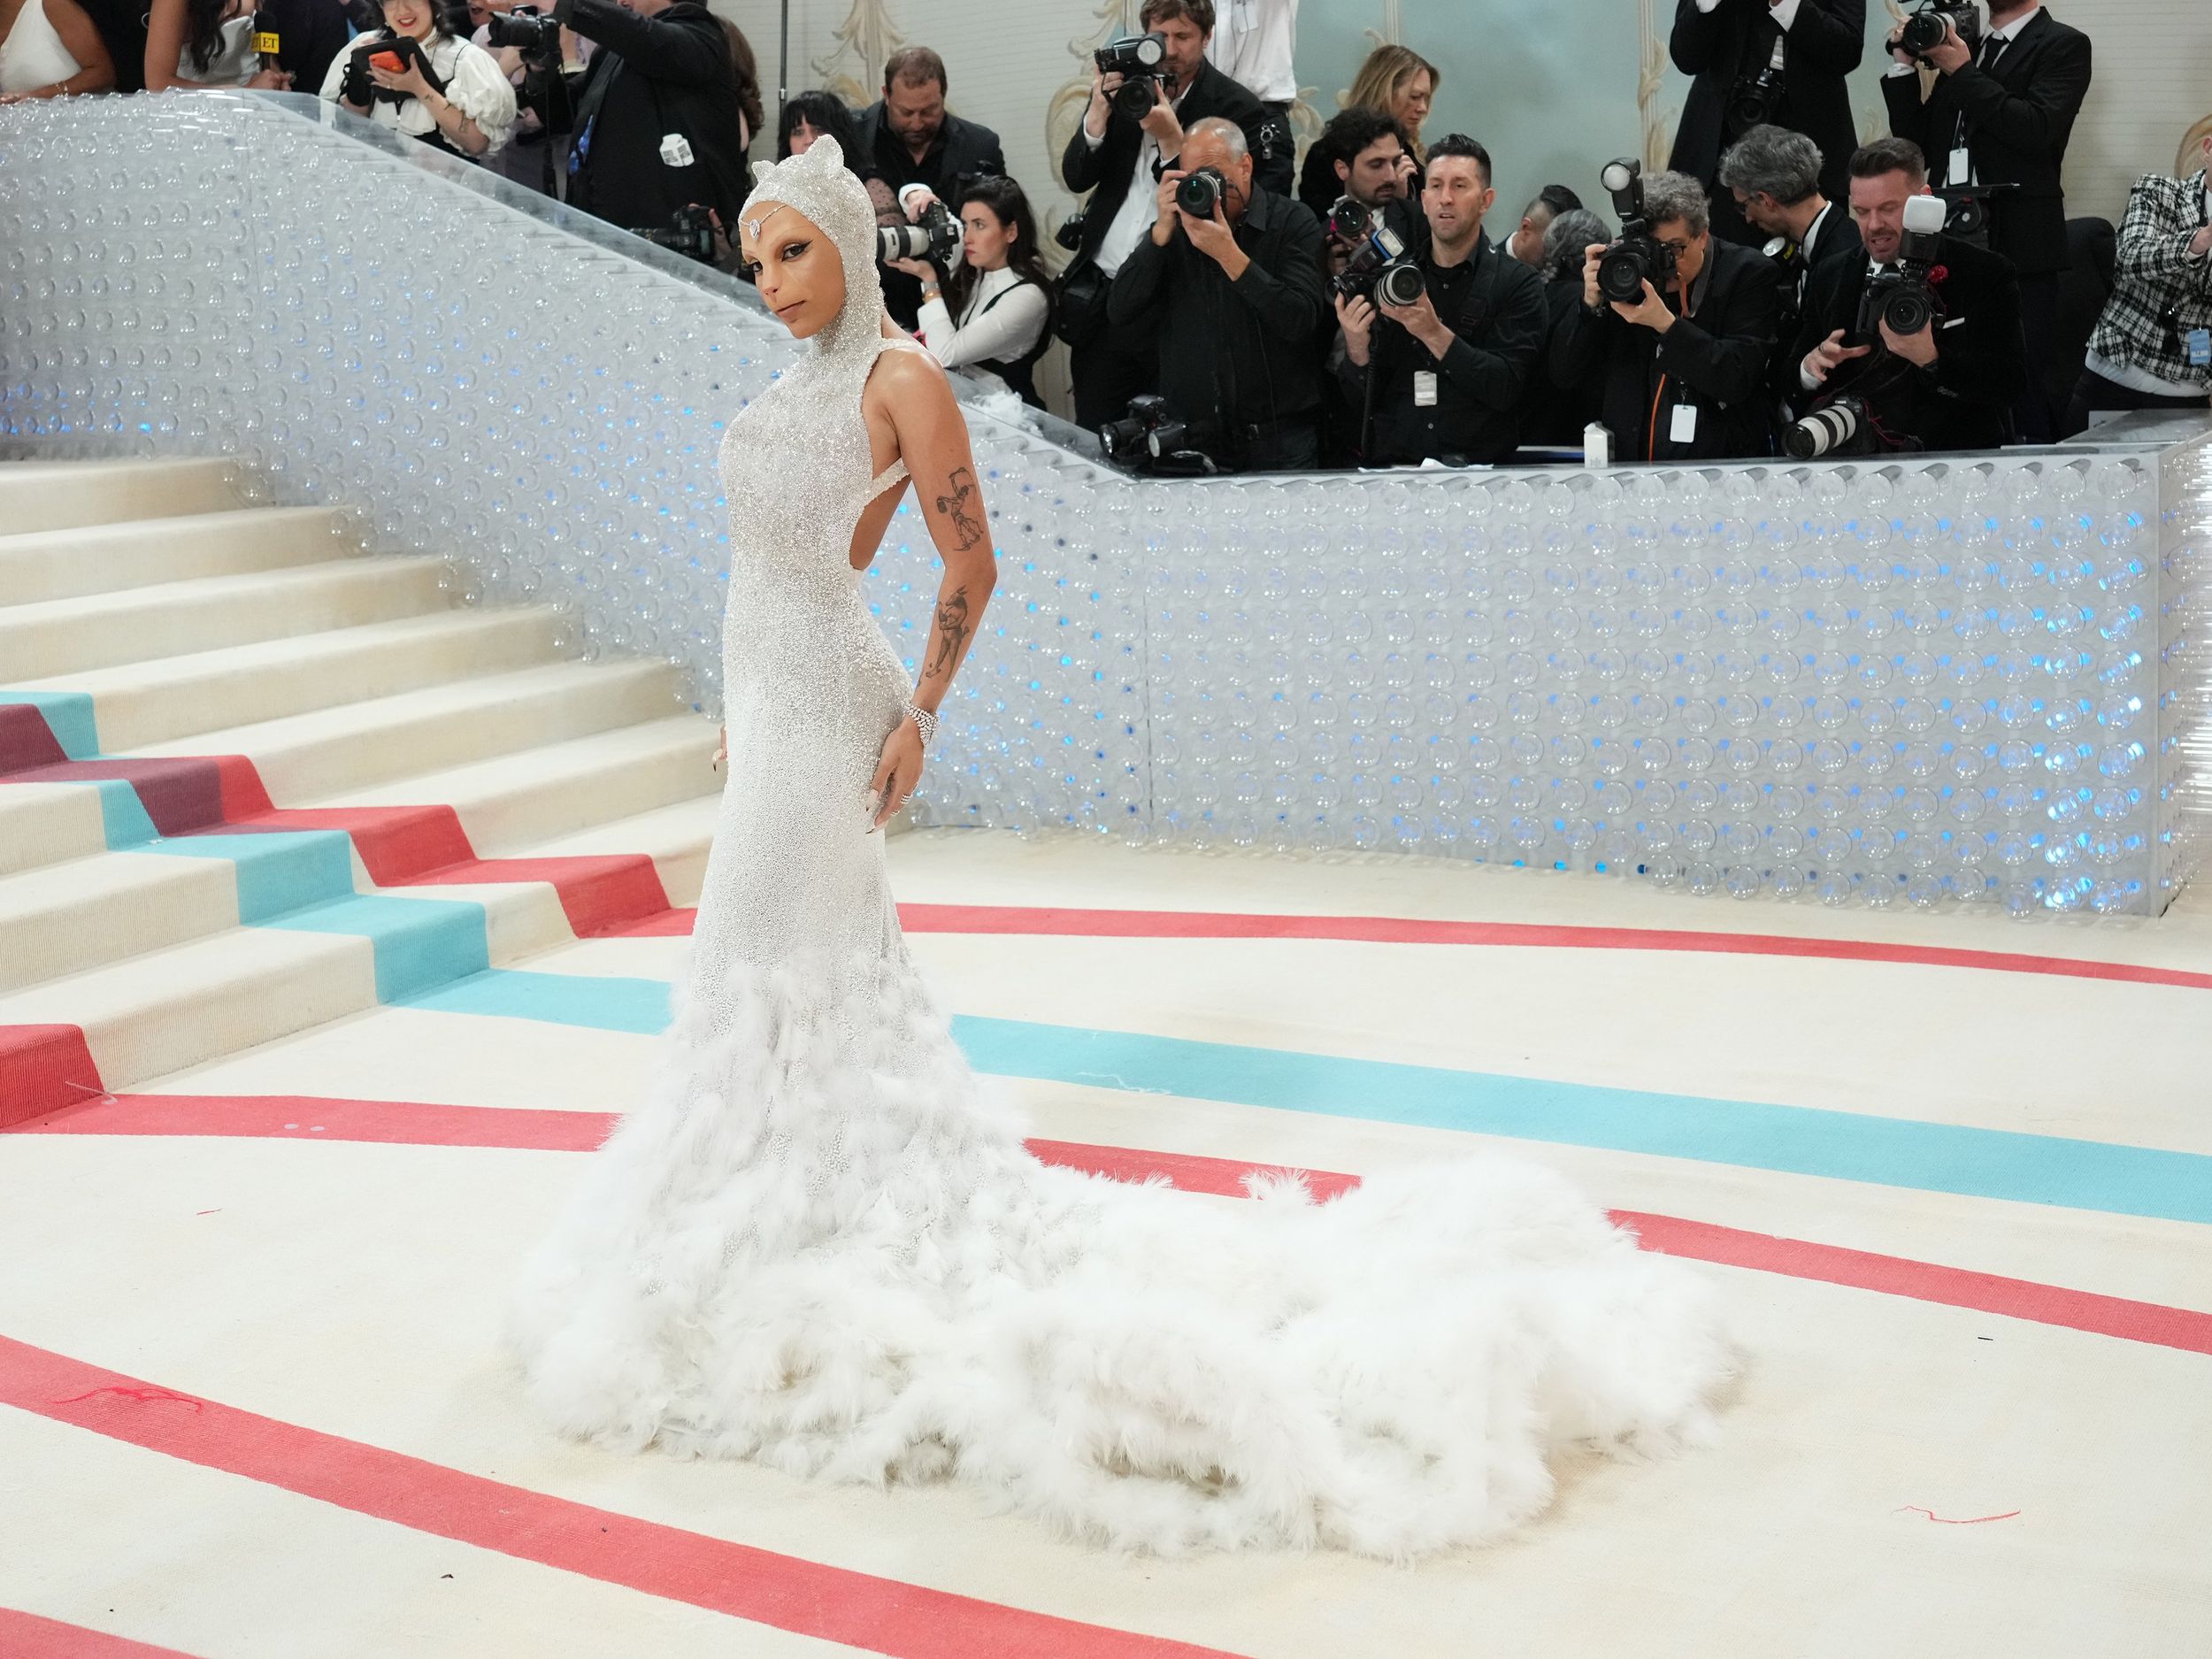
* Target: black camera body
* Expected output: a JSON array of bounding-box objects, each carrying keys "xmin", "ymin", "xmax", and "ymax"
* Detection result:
[
  {"xmin": 630, "ymin": 203, "xmax": 718, "ymax": 263},
  {"xmin": 1594, "ymin": 157, "xmax": 1677, "ymax": 305},
  {"xmin": 341, "ymin": 32, "xmax": 445, "ymax": 108},
  {"xmin": 879, "ymin": 197, "xmax": 964, "ymax": 266},
  {"xmin": 1898, "ymin": 0, "xmax": 1982, "ymax": 60},
  {"xmin": 1725, "ymin": 38, "xmax": 1787, "ymax": 139},
  {"xmin": 1852, "ymin": 193, "xmax": 1947, "ymax": 345},
  {"xmin": 1333, "ymin": 221, "xmax": 1423, "ymax": 308},
  {"xmin": 1096, "ymin": 32, "xmax": 1168, "ymax": 121},
  {"xmin": 1175, "ymin": 166, "xmax": 1227, "ymax": 220},
  {"xmin": 1099, "ymin": 393, "xmax": 1217, "ymax": 476},
  {"xmin": 1325, "ymin": 194, "xmax": 1371, "ymax": 245},
  {"xmin": 481, "ymin": 5, "xmax": 560, "ymax": 57}
]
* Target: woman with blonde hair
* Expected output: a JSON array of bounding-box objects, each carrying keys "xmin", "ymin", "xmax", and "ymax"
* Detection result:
[{"xmin": 1346, "ymin": 42, "xmax": 1438, "ymax": 163}]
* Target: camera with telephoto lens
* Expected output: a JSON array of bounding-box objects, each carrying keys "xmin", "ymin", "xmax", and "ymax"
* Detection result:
[
  {"xmin": 1096, "ymin": 31, "xmax": 1168, "ymax": 121},
  {"xmin": 1098, "ymin": 393, "xmax": 1217, "ymax": 475},
  {"xmin": 1594, "ymin": 156, "xmax": 1677, "ymax": 305},
  {"xmin": 1325, "ymin": 194, "xmax": 1373, "ymax": 245},
  {"xmin": 482, "ymin": 4, "xmax": 560, "ymax": 58},
  {"xmin": 879, "ymin": 198, "xmax": 963, "ymax": 265},
  {"xmin": 1852, "ymin": 192, "xmax": 1947, "ymax": 345},
  {"xmin": 1333, "ymin": 222, "xmax": 1423, "ymax": 308},
  {"xmin": 1784, "ymin": 394, "xmax": 1875, "ymax": 459},
  {"xmin": 1898, "ymin": 0, "xmax": 1981, "ymax": 59},
  {"xmin": 629, "ymin": 203, "xmax": 718, "ymax": 263}
]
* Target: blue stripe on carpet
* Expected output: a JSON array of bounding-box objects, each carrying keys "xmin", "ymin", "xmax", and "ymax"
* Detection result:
[
  {"xmin": 262, "ymin": 893, "xmax": 491, "ymax": 1003},
  {"xmin": 369, "ymin": 965, "xmax": 2212, "ymax": 1225},
  {"xmin": 0, "ymin": 689, "xmax": 100, "ymax": 759},
  {"xmin": 142, "ymin": 831, "xmax": 357, "ymax": 923}
]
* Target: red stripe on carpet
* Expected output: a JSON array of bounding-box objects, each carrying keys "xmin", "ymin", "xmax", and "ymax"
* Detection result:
[
  {"xmin": 603, "ymin": 905, "xmax": 696, "ymax": 936},
  {"xmin": 2, "ymin": 757, "xmax": 230, "ymax": 835},
  {"xmin": 597, "ymin": 902, "xmax": 2212, "ymax": 996},
  {"xmin": 0, "ymin": 1337, "xmax": 1245, "ymax": 1659},
  {"xmin": 17, "ymin": 1091, "xmax": 2209, "ymax": 1358},
  {"xmin": 0, "ymin": 1609, "xmax": 203, "ymax": 1659},
  {"xmin": 887, "ymin": 903, "xmax": 2212, "ymax": 995},
  {"xmin": 0, "ymin": 1025, "xmax": 105, "ymax": 1129},
  {"xmin": 0, "ymin": 703, "xmax": 72, "ymax": 775}
]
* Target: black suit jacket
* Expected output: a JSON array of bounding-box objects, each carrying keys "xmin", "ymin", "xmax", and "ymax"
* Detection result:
[
  {"xmin": 1549, "ymin": 234, "xmax": 1782, "ymax": 462},
  {"xmin": 1880, "ymin": 9, "xmax": 2093, "ymax": 277},
  {"xmin": 556, "ymin": 0, "xmax": 750, "ymax": 238},
  {"xmin": 853, "ymin": 104, "xmax": 1006, "ymax": 197},
  {"xmin": 1060, "ymin": 60, "xmax": 1294, "ymax": 266},
  {"xmin": 1787, "ymin": 233, "xmax": 2026, "ymax": 450},
  {"xmin": 1670, "ymin": 0, "xmax": 1865, "ymax": 209},
  {"xmin": 1770, "ymin": 200, "xmax": 1863, "ymax": 403}
]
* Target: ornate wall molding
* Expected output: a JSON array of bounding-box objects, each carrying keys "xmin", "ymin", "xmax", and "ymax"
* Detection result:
[{"xmin": 811, "ymin": 0, "xmax": 906, "ymax": 112}]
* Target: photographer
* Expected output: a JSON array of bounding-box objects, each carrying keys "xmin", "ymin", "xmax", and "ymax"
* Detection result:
[
  {"xmin": 890, "ymin": 173, "xmax": 1053, "ymax": 408},
  {"xmin": 1880, "ymin": 0, "xmax": 2091, "ymax": 441},
  {"xmin": 856, "ymin": 47, "xmax": 1007, "ymax": 327},
  {"xmin": 1669, "ymin": 0, "xmax": 1864, "ymax": 247},
  {"xmin": 321, "ymin": 0, "xmax": 517, "ymax": 157},
  {"xmin": 2068, "ymin": 127, "xmax": 2212, "ymax": 433},
  {"xmin": 1548, "ymin": 169, "xmax": 1779, "ymax": 462},
  {"xmin": 1718, "ymin": 122, "xmax": 1861, "ymax": 396},
  {"xmin": 1105, "ymin": 116, "xmax": 1325, "ymax": 470},
  {"xmin": 1311, "ymin": 107, "xmax": 1419, "ymax": 268},
  {"xmin": 1059, "ymin": 0, "xmax": 1293, "ymax": 429},
  {"xmin": 1789, "ymin": 137, "xmax": 2024, "ymax": 452},
  {"xmin": 1505, "ymin": 184, "xmax": 1584, "ymax": 269},
  {"xmin": 1522, "ymin": 206, "xmax": 1612, "ymax": 445},
  {"xmin": 1333, "ymin": 134, "xmax": 1547, "ymax": 467},
  {"xmin": 549, "ymin": 0, "xmax": 749, "ymax": 246}
]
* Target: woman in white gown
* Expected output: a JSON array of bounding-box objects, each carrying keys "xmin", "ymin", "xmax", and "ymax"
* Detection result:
[{"xmin": 508, "ymin": 136, "xmax": 1732, "ymax": 1558}]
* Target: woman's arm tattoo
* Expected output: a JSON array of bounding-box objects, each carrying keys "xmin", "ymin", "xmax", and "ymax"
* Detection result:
[
  {"xmin": 933, "ymin": 466, "xmax": 986, "ymax": 551},
  {"xmin": 928, "ymin": 584, "xmax": 972, "ymax": 677}
]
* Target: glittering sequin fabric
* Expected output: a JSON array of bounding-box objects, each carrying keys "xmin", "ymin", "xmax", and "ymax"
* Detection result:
[{"xmin": 507, "ymin": 139, "xmax": 1733, "ymax": 1558}]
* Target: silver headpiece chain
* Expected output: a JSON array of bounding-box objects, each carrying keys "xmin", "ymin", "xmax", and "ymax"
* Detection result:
[{"xmin": 741, "ymin": 136, "xmax": 886, "ymax": 363}]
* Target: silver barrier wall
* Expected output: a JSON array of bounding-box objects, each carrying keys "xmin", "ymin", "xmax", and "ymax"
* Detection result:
[{"xmin": 3, "ymin": 96, "xmax": 2208, "ymax": 917}]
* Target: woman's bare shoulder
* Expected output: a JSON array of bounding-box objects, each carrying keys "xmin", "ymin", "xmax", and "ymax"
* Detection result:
[{"xmin": 864, "ymin": 338, "xmax": 955, "ymax": 412}]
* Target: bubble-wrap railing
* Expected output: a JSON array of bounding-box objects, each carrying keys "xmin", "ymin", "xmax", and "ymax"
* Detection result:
[{"xmin": 4, "ymin": 95, "xmax": 2210, "ymax": 916}]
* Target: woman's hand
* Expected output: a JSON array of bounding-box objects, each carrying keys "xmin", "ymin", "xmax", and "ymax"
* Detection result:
[
  {"xmin": 887, "ymin": 256, "xmax": 937, "ymax": 283},
  {"xmin": 246, "ymin": 65, "xmax": 293, "ymax": 88},
  {"xmin": 711, "ymin": 725, "xmax": 726, "ymax": 772},
  {"xmin": 865, "ymin": 717, "xmax": 924, "ymax": 829},
  {"xmin": 371, "ymin": 56, "xmax": 434, "ymax": 100}
]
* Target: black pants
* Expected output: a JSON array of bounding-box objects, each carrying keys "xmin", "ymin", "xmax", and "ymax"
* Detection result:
[
  {"xmin": 2063, "ymin": 367, "xmax": 2209, "ymax": 438},
  {"xmin": 2015, "ymin": 273, "xmax": 2067, "ymax": 444},
  {"xmin": 1070, "ymin": 306, "xmax": 1160, "ymax": 432},
  {"xmin": 1231, "ymin": 417, "xmax": 1319, "ymax": 473}
]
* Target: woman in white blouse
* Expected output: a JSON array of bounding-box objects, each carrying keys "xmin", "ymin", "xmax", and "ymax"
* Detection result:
[
  {"xmin": 887, "ymin": 173, "xmax": 1052, "ymax": 408},
  {"xmin": 320, "ymin": 0, "xmax": 516, "ymax": 159}
]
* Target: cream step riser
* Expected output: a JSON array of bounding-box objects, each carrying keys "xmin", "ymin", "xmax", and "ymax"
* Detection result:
[
  {"xmin": 0, "ymin": 561, "xmax": 452, "ymax": 680},
  {"xmin": 0, "ymin": 508, "xmax": 346, "ymax": 606},
  {"xmin": 0, "ymin": 783, "xmax": 108, "ymax": 880},
  {"xmin": 0, "ymin": 457, "xmax": 240, "ymax": 535},
  {"xmin": 242, "ymin": 664, "xmax": 685, "ymax": 803},
  {"xmin": 443, "ymin": 733, "xmax": 719, "ymax": 856},
  {"xmin": 55, "ymin": 610, "xmax": 568, "ymax": 754}
]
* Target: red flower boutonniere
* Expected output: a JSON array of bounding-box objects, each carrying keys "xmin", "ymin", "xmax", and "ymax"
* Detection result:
[{"xmin": 1929, "ymin": 265, "xmax": 1951, "ymax": 286}]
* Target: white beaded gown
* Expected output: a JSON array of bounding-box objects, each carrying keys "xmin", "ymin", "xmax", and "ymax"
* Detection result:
[{"xmin": 507, "ymin": 138, "xmax": 1732, "ymax": 1557}]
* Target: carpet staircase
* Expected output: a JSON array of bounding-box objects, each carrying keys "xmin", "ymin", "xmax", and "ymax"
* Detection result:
[{"xmin": 0, "ymin": 457, "xmax": 723, "ymax": 1123}]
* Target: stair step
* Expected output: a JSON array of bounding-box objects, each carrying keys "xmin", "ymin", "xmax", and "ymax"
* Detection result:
[
  {"xmin": 0, "ymin": 780, "xmax": 112, "ymax": 879},
  {"xmin": 325, "ymin": 716, "xmax": 718, "ymax": 856},
  {"xmin": 0, "ymin": 848, "xmax": 254, "ymax": 996},
  {"xmin": 0, "ymin": 924, "xmax": 380, "ymax": 1098},
  {"xmin": 0, "ymin": 506, "xmax": 345, "ymax": 605},
  {"xmin": 523, "ymin": 791, "xmax": 721, "ymax": 909},
  {"xmin": 123, "ymin": 658, "xmax": 685, "ymax": 804},
  {"xmin": 19, "ymin": 607, "xmax": 566, "ymax": 753},
  {"xmin": 0, "ymin": 557, "xmax": 451, "ymax": 680},
  {"xmin": 0, "ymin": 457, "xmax": 241, "ymax": 535}
]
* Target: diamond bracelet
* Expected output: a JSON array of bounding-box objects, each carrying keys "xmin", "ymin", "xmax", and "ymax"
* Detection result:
[{"xmin": 904, "ymin": 703, "xmax": 938, "ymax": 748}]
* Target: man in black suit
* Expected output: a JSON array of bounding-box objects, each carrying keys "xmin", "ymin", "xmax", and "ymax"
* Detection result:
[
  {"xmin": 1880, "ymin": 0, "xmax": 2092, "ymax": 441},
  {"xmin": 554, "ymin": 0, "xmax": 750, "ymax": 249},
  {"xmin": 1789, "ymin": 137, "xmax": 2026, "ymax": 453},
  {"xmin": 1549, "ymin": 170, "xmax": 1780, "ymax": 462},
  {"xmin": 1668, "ymin": 0, "xmax": 1865, "ymax": 248},
  {"xmin": 854, "ymin": 46, "xmax": 1008, "ymax": 327},
  {"xmin": 1058, "ymin": 0, "xmax": 1294, "ymax": 430},
  {"xmin": 1718, "ymin": 122, "xmax": 1863, "ymax": 409}
]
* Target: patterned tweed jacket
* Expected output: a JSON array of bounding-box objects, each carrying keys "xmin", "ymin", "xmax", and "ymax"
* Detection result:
[{"xmin": 2088, "ymin": 169, "xmax": 2212, "ymax": 388}]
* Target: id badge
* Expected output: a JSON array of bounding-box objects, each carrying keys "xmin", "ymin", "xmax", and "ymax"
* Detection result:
[
  {"xmin": 1413, "ymin": 370, "xmax": 1439, "ymax": 408},
  {"xmin": 2188, "ymin": 327, "xmax": 2212, "ymax": 370},
  {"xmin": 1670, "ymin": 403, "xmax": 1699, "ymax": 445},
  {"xmin": 1947, "ymin": 144, "xmax": 1972, "ymax": 188}
]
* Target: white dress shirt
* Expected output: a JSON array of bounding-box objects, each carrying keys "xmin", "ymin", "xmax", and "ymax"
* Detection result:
[
  {"xmin": 915, "ymin": 265, "xmax": 1049, "ymax": 388},
  {"xmin": 1204, "ymin": 0, "xmax": 1297, "ymax": 104},
  {"xmin": 1695, "ymin": 0, "xmax": 1803, "ymax": 30},
  {"xmin": 1083, "ymin": 80, "xmax": 1199, "ymax": 278}
]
